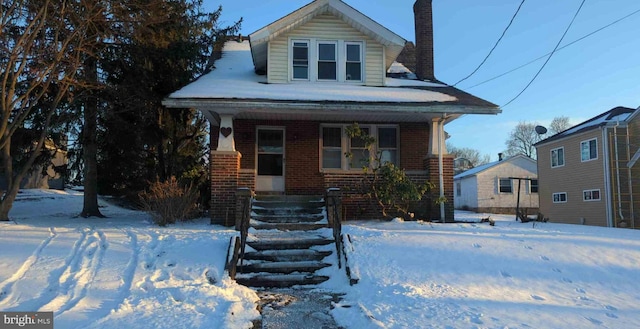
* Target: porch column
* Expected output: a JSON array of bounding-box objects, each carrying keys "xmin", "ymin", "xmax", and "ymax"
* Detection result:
[
  {"xmin": 210, "ymin": 114, "xmax": 240, "ymax": 226},
  {"xmin": 425, "ymin": 118, "xmax": 454, "ymax": 222}
]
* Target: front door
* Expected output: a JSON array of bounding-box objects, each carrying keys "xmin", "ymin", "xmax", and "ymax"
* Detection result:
[{"xmin": 256, "ymin": 127, "xmax": 285, "ymax": 192}]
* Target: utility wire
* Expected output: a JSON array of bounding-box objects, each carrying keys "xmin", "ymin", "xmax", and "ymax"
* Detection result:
[
  {"xmin": 502, "ymin": 0, "xmax": 587, "ymax": 108},
  {"xmin": 466, "ymin": 7, "xmax": 640, "ymax": 90},
  {"xmin": 453, "ymin": 0, "xmax": 526, "ymax": 87}
]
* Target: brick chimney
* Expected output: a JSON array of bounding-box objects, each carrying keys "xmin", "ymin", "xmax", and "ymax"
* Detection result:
[{"xmin": 414, "ymin": 0, "xmax": 435, "ymax": 81}]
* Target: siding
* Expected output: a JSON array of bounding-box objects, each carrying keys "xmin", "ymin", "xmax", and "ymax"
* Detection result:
[
  {"xmin": 537, "ymin": 129, "xmax": 607, "ymax": 226},
  {"xmin": 454, "ymin": 176, "xmax": 478, "ymax": 209},
  {"xmin": 268, "ymin": 13, "xmax": 385, "ymax": 86}
]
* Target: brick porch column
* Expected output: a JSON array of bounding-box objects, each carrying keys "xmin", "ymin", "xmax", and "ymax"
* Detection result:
[
  {"xmin": 424, "ymin": 156, "xmax": 454, "ymax": 222},
  {"xmin": 210, "ymin": 151, "xmax": 241, "ymax": 226}
]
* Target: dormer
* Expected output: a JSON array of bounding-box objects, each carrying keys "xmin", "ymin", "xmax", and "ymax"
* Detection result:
[{"xmin": 248, "ymin": 0, "xmax": 407, "ymax": 86}]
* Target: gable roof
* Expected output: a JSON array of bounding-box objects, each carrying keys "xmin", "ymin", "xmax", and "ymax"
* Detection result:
[
  {"xmin": 454, "ymin": 155, "xmax": 536, "ymax": 180},
  {"xmin": 249, "ymin": 0, "xmax": 407, "ymax": 74},
  {"xmin": 535, "ymin": 106, "xmax": 636, "ymax": 147}
]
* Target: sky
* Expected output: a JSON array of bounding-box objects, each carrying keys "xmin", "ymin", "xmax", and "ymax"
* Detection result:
[{"xmin": 205, "ymin": 0, "xmax": 640, "ymax": 160}]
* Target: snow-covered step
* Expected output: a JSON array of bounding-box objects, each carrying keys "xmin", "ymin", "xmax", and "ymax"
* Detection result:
[
  {"xmin": 243, "ymin": 249, "xmax": 332, "ymax": 262},
  {"xmin": 251, "ymin": 214, "xmax": 325, "ymax": 223},
  {"xmin": 239, "ymin": 261, "xmax": 331, "ymax": 274},
  {"xmin": 247, "ymin": 237, "xmax": 333, "ymax": 251},
  {"xmin": 250, "ymin": 220, "xmax": 328, "ymax": 231},
  {"xmin": 235, "ymin": 273, "xmax": 330, "ymax": 288}
]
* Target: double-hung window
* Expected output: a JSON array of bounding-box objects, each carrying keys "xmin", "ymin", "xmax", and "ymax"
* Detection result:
[
  {"xmin": 551, "ymin": 147, "xmax": 564, "ymax": 168},
  {"xmin": 292, "ymin": 41, "xmax": 309, "ymax": 80},
  {"xmin": 530, "ymin": 179, "xmax": 539, "ymax": 193},
  {"xmin": 345, "ymin": 42, "xmax": 362, "ymax": 81},
  {"xmin": 581, "ymin": 138, "xmax": 597, "ymax": 162},
  {"xmin": 320, "ymin": 124, "xmax": 398, "ymax": 171},
  {"xmin": 318, "ymin": 42, "xmax": 337, "ymax": 80},
  {"xmin": 499, "ymin": 178, "xmax": 512, "ymax": 193}
]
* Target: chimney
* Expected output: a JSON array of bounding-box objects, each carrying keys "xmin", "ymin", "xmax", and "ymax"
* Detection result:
[
  {"xmin": 498, "ymin": 153, "xmax": 504, "ymax": 161},
  {"xmin": 414, "ymin": 0, "xmax": 435, "ymax": 81}
]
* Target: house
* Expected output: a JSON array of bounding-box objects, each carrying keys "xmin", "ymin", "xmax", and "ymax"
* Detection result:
[
  {"xmin": 454, "ymin": 154, "xmax": 538, "ymax": 214},
  {"xmin": 163, "ymin": 0, "xmax": 500, "ymax": 225},
  {"xmin": 535, "ymin": 106, "xmax": 640, "ymax": 228}
]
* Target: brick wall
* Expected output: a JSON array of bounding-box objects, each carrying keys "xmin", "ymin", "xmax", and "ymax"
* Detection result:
[
  {"xmin": 210, "ymin": 151, "xmax": 240, "ymax": 226},
  {"xmin": 413, "ymin": 0, "xmax": 435, "ymax": 81},
  {"xmin": 424, "ymin": 155, "xmax": 454, "ymax": 222},
  {"xmin": 400, "ymin": 122, "xmax": 429, "ymax": 170}
]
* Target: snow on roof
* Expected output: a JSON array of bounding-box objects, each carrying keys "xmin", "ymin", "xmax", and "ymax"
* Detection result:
[
  {"xmin": 168, "ymin": 40, "xmax": 457, "ymax": 103},
  {"xmin": 454, "ymin": 154, "xmax": 535, "ymax": 180},
  {"xmin": 536, "ymin": 106, "xmax": 636, "ymax": 146}
]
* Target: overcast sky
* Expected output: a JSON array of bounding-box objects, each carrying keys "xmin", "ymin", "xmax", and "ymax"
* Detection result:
[{"xmin": 205, "ymin": 0, "xmax": 640, "ymax": 160}]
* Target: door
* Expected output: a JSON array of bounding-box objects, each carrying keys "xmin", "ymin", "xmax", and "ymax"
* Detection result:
[{"xmin": 256, "ymin": 127, "xmax": 285, "ymax": 192}]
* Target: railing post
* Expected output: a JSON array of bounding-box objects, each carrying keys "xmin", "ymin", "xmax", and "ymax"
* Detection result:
[
  {"xmin": 326, "ymin": 187, "xmax": 342, "ymax": 227},
  {"xmin": 235, "ymin": 188, "xmax": 254, "ymax": 231}
]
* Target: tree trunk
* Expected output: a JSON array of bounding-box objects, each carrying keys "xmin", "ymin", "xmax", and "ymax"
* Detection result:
[
  {"xmin": 81, "ymin": 57, "xmax": 104, "ymax": 218},
  {"xmin": 0, "ymin": 140, "xmax": 14, "ymax": 221}
]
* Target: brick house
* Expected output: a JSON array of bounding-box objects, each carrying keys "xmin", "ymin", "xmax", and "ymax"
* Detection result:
[
  {"xmin": 163, "ymin": 0, "xmax": 500, "ymax": 225},
  {"xmin": 535, "ymin": 106, "xmax": 640, "ymax": 228},
  {"xmin": 454, "ymin": 154, "xmax": 538, "ymax": 214}
]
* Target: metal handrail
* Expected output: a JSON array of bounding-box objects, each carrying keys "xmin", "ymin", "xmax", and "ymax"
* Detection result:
[{"xmin": 326, "ymin": 189, "xmax": 343, "ymax": 269}]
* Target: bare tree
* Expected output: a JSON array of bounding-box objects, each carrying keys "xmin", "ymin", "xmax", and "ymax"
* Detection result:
[
  {"xmin": 0, "ymin": 0, "xmax": 100, "ymax": 220},
  {"xmin": 447, "ymin": 144, "xmax": 491, "ymax": 167},
  {"xmin": 504, "ymin": 121, "xmax": 542, "ymax": 159},
  {"xmin": 549, "ymin": 116, "xmax": 571, "ymax": 134}
]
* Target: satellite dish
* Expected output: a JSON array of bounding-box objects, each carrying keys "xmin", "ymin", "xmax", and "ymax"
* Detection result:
[{"xmin": 535, "ymin": 125, "xmax": 548, "ymax": 135}]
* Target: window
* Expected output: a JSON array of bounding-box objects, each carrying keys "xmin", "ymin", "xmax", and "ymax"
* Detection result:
[
  {"xmin": 499, "ymin": 178, "xmax": 512, "ymax": 193},
  {"xmin": 530, "ymin": 179, "xmax": 539, "ymax": 193},
  {"xmin": 320, "ymin": 124, "xmax": 398, "ymax": 170},
  {"xmin": 292, "ymin": 41, "xmax": 309, "ymax": 80},
  {"xmin": 551, "ymin": 147, "xmax": 564, "ymax": 168},
  {"xmin": 456, "ymin": 182, "xmax": 462, "ymax": 197},
  {"xmin": 318, "ymin": 42, "xmax": 337, "ymax": 80},
  {"xmin": 349, "ymin": 126, "xmax": 370, "ymax": 169},
  {"xmin": 322, "ymin": 127, "xmax": 342, "ymax": 169},
  {"xmin": 581, "ymin": 138, "xmax": 597, "ymax": 161},
  {"xmin": 553, "ymin": 192, "xmax": 567, "ymax": 203},
  {"xmin": 345, "ymin": 43, "xmax": 362, "ymax": 81},
  {"xmin": 583, "ymin": 189, "xmax": 601, "ymax": 201},
  {"xmin": 377, "ymin": 127, "xmax": 398, "ymax": 165}
]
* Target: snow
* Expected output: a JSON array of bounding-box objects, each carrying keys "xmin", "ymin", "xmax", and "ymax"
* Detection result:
[
  {"xmin": 168, "ymin": 41, "xmax": 456, "ymax": 103},
  {"xmin": 3, "ymin": 190, "xmax": 640, "ymax": 328}
]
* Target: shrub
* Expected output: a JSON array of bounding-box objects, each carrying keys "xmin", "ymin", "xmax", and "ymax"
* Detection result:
[{"xmin": 139, "ymin": 177, "xmax": 199, "ymax": 226}]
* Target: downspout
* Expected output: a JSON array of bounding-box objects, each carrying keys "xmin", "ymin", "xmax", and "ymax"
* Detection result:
[
  {"xmin": 626, "ymin": 126, "xmax": 635, "ymax": 228},
  {"xmin": 438, "ymin": 114, "xmax": 446, "ymax": 222},
  {"xmin": 603, "ymin": 128, "xmax": 613, "ymax": 227},
  {"xmin": 614, "ymin": 123, "xmax": 624, "ymax": 226}
]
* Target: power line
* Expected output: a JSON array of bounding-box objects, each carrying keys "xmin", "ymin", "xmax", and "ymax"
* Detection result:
[
  {"xmin": 453, "ymin": 0, "xmax": 526, "ymax": 87},
  {"xmin": 466, "ymin": 7, "xmax": 640, "ymax": 90},
  {"xmin": 502, "ymin": 0, "xmax": 587, "ymax": 108}
]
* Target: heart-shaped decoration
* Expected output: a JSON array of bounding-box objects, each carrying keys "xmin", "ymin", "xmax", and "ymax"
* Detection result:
[{"xmin": 220, "ymin": 127, "xmax": 232, "ymax": 138}]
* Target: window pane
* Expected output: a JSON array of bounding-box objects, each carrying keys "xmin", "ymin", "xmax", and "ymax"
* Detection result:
[
  {"xmin": 318, "ymin": 62, "xmax": 337, "ymax": 80},
  {"xmin": 558, "ymin": 148, "xmax": 564, "ymax": 165},
  {"xmin": 380, "ymin": 150, "xmax": 397, "ymax": 165},
  {"xmin": 318, "ymin": 43, "xmax": 336, "ymax": 60},
  {"xmin": 322, "ymin": 150, "xmax": 342, "ymax": 169},
  {"xmin": 346, "ymin": 63, "xmax": 362, "ymax": 81},
  {"xmin": 499, "ymin": 179, "xmax": 512, "ymax": 193},
  {"xmin": 378, "ymin": 128, "xmax": 397, "ymax": 148},
  {"xmin": 593, "ymin": 190, "xmax": 600, "ymax": 199},
  {"xmin": 258, "ymin": 130, "xmax": 283, "ymax": 153},
  {"xmin": 347, "ymin": 44, "xmax": 360, "ymax": 61},
  {"xmin": 530, "ymin": 179, "xmax": 539, "ymax": 193},
  {"xmin": 350, "ymin": 149, "xmax": 370, "ymax": 168},
  {"xmin": 258, "ymin": 154, "xmax": 283, "ymax": 176},
  {"xmin": 293, "ymin": 66, "xmax": 308, "ymax": 79},
  {"xmin": 350, "ymin": 128, "xmax": 369, "ymax": 148},
  {"xmin": 323, "ymin": 127, "xmax": 341, "ymax": 147},
  {"xmin": 293, "ymin": 45, "xmax": 308, "ymax": 60},
  {"xmin": 590, "ymin": 140, "xmax": 597, "ymax": 159}
]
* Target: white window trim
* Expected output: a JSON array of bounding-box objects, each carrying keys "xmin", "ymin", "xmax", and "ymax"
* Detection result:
[
  {"xmin": 289, "ymin": 38, "xmax": 366, "ymax": 83},
  {"xmin": 583, "ymin": 189, "xmax": 601, "ymax": 202},
  {"xmin": 551, "ymin": 147, "xmax": 565, "ymax": 168},
  {"xmin": 498, "ymin": 178, "xmax": 513, "ymax": 194},
  {"xmin": 552, "ymin": 192, "xmax": 568, "ymax": 203},
  {"xmin": 580, "ymin": 138, "xmax": 598, "ymax": 162},
  {"xmin": 319, "ymin": 124, "xmax": 398, "ymax": 172}
]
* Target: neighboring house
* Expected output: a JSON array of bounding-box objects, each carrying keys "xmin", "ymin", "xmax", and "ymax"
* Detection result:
[
  {"xmin": 535, "ymin": 106, "xmax": 640, "ymax": 228},
  {"xmin": 0, "ymin": 139, "xmax": 67, "ymax": 191},
  {"xmin": 163, "ymin": 0, "xmax": 500, "ymax": 225},
  {"xmin": 454, "ymin": 155, "xmax": 538, "ymax": 214}
]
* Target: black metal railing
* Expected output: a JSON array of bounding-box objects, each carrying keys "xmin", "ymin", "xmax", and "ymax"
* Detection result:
[
  {"xmin": 325, "ymin": 188, "xmax": 343, "ymax": 268},
  {"xmin": 226, "ymin": 188, "xmax": 254, "ymax": 279}
]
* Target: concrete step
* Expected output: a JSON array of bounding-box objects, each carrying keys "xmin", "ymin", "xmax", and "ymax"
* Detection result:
[
  {"xmin": 247, "ymin": 237, "xmax": 334, "ymax": 250},
  {"xmin": 250, "ymin": 221, "xmax": 328, "ymax": 231},
  {"xmin": 235, "ymin": 274, "xmax": 330, "ymax": 288},
  {"xmin": 243, "ymin": 249, "xmax": 332, "ymax": 262},
  {"xmin": 252, "ymin": 207, "xmax": 324, "ymax": 216},
  {"xmin": 238, "ymin": 261, "xmax": 332, "ymax": 274},
  {"xmin": 251, "ymin": 214, "xmax": 325, "ymax": 223}
]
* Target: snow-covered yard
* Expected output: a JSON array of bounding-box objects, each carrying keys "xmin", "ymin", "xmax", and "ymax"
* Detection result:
[{"xmin": 2, "ymin": 190, "xmax": 640, "ymax": 329}]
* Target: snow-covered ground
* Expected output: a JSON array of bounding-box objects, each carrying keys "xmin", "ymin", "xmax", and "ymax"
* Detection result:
[{"xmin": 2, "ymin": 190, "xmax": 640, "ymax": 329}]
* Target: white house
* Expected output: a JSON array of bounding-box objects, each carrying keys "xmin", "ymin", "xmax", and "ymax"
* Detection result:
[{"xmin": 454, "ymin": 155, "xmax": 538, "ymax": 214}]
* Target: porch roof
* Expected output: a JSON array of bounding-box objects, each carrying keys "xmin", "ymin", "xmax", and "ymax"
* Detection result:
[{"xmin": 163, "ymin": 40, "xmax": 500, "ymax": 123}]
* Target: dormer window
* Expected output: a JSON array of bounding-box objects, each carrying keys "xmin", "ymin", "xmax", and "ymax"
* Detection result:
[
  {"xmin": 292, "ymin": 41, "xmax": 309, "ymax": 80},
  {"xmin": 290, "ymin": 39, "xmax": 364, "ymax": 82},
  {"xmin": 318, "ymin": 42, "xmax": 337, "ymax": 80}
]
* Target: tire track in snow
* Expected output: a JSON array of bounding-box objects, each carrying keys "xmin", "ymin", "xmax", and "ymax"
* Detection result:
[{"xmin": 0, "ymin": 227, "xmax": 57, "ymax": 308}]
